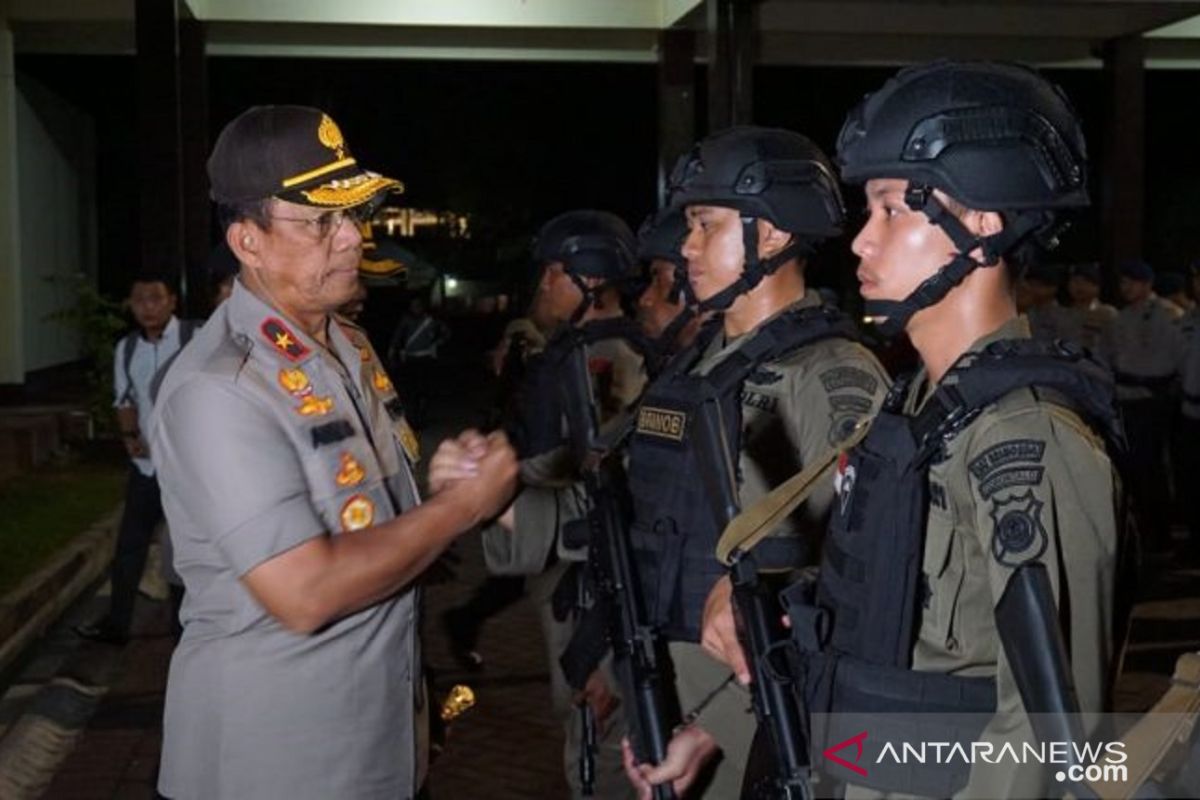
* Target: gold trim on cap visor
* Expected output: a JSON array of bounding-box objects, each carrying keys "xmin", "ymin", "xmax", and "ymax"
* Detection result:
[
  {"xmin": 300, "ymin": 173, "xmax": 403, "ymax": 207},
  {"xmin": 281, "ymin": 157, "xmax": 359, "ymax": 189}
]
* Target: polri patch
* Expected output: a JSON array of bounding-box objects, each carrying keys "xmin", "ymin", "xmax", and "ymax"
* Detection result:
[
  {"xmin": 820, "ymin": 366, "xmax": 879, "ymax": 396},
  {"xmin": 968, "ymin": 439, "xmax": 1045, "ymax": 481},
  {"xmin": 261, "ymin": 318, "xmax": 311, "ymax": 362},
  {"xmin": 340, "ymin": 493, "xmax": 375, "ymax": 532},
  {"xmin": 636, "ymin": 405, "xmax": 688, "ymax": 442},
  {"xmin": 989, "ymin": 490, "xmax": 1048, "ymax": 568}
]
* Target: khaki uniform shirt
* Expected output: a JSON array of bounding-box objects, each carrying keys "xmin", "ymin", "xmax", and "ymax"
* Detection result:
[
  {"xmin": 676, "ymin": 294, "xmax": 889, "ymax": 795},
  {"xmin": 151, "ymin": 281, "xmax": 424, "ymax": 800},
  {"xmin": 865, "ymin": 317, "xmax": 1118, "ymax": 799}
]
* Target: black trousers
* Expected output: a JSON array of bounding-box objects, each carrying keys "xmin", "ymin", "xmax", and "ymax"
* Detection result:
[
  {"xmin": 1121, "ymin": 397, "xmax": 1174, "ymax": 547},
  {"xmin": 108, "ymin": 466, "xmax": 164, "ymax": 633}
]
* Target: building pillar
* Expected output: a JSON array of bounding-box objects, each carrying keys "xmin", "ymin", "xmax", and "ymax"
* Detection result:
[
  {"xmin": 179, "ymin": 13, "xmax": 210, "ymax": 314},
  {"xmin": 657, "ymin": 29, "xmax": 695, "ymax": 205},
  {"xmin": 136, "ymin": 0, "xmax": 186, "ymax": 297},
  {"xmin": 706, "ymin": 0, "xmax": 756, "ymax": 133},
  {"xmin": 0, "ymin": 19, "xmax": 23, "ymax": 385},
  {"xmin": 1099, "ymin": 36, "xmax": 1145, "ymax": 299}
]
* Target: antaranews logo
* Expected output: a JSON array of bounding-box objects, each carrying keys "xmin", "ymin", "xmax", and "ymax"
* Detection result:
[{"xmin": 820, "ymin": 730, "xmax": 1129, "ymax": 785}]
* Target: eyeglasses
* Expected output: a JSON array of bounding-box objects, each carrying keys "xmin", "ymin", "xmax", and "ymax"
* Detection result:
[{"xmin": 267, "ymin": 204, "xmax": 374, "ymax": 240}]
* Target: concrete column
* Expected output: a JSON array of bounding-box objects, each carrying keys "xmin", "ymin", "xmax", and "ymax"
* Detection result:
[
  {"xmin": 706, "ymin": 0, "xmax": 756, "ymax": 133},
  {"xmin": 0, "ymin": 20, "xmax": 23, "ymax": 385},
  {"xmin": 179, "ymin": 14, "xmax": 210, "ymax": 314},
  {"xmin": 136, "ymin": 0, "xmax": 186, "ymax": 296},
  {"xmin": 657, "ymin": 29, "xmax": 695, "ymax": 205},
  {"xmin": 1099, "ymin": 36, "xmax": 1145, "ymax": 299}
]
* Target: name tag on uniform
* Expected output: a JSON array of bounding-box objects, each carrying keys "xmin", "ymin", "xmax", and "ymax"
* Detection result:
[{"xmin": 636, "ymin": 405, "xmax": 688, "ymax": 442}]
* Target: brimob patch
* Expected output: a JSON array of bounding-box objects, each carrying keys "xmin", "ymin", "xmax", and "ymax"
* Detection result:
[
  {"xmin": 636, "ymin": 405, "xmax": 688, "ymax": 442},
  {"xmin": 978, "ymin": 466, "xmax": 1044, "ymax": 499},
  {"xmin": 989, "ymin": 490, "xmax": 1048, "ymax": 568},
  {"xmin": 968, "ymin": 439, "xmax": 1046, "ymax": 481}
]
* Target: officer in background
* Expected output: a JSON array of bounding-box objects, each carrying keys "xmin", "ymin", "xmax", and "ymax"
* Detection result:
[
  {"xmin": 702, "ymin": 62, "xmax": 1123, "ymax": 799},
  {"xmin": 1063, "ymin": 262, "xmax": 1117, "ymax": 353},
  {"xmin": 623, "ymin": 127, "xmax": 888, "ymax": 798},
  {"xmin": 1104, "ymin": 259, "xmax": 1185, "ymax": 552},
  {"xmin": 149, "ymin": 106, "xmax": 517, "ymax": 799},
  {"xmin": 482, "ymin": 210, "xmax": 649, "ymax": 799},
  {"xmin": 1181, "ymin": 269, "xmax": 1200, "ymax": 555},
  {"xmin": 1017, "ymin": 263, "xmax": 1072, "ymax": 343}
]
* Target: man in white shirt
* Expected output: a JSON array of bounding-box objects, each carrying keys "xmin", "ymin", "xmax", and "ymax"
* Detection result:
[{"xmin": 76, "ymin": 274, "xmax": 192, "ymax": 645}]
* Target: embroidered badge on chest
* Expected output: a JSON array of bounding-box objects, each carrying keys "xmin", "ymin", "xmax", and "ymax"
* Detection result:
[
  {"xmin": 397, "ymin": 417, "xmax": 421, "ymax": 463},
  {"xmin": 340, "ymin": 493, "xmax": 375, "ymax": 531},
  {"xmin": 277, "ymin": 368, "xmax": 335, "ymax": 417},
  {"xmin": 335, "ymin": 452, "xmax": 366, "ymax": 487},
  {"xmin": 261, "ymin": 318, "xmax": 311, "ymax": 361}
]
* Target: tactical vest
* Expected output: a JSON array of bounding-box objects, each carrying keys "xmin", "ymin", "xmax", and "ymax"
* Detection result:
[
  {"xmin": 627, "ymin": 306, "xmax": 860, "ymax": 642},
  {"xmin": 784, "ymin": 338, "xmax": 1126, "ymax": 797},
  {"xmin": 517, "ymin": 317, "xmax": 654, "ymax": 459}
]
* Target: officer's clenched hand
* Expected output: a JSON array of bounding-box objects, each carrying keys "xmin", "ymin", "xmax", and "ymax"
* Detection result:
[
  {"xmin": 428, "ymin": 430, "xmax": 491, "ymax": 494},
  {"xmin": 441, "ymin": 431, "xmax": 518, "ymax": 524},
  {"xmin": 700, "ymin": 576, "xmax": 750, "ymax": 685},
  {"xmin": 621, "ymin": 725, "xmax": 718, "ymax": 799}
]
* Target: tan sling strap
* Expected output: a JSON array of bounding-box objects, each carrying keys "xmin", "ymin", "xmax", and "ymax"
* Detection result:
[
  {"xmin": 1085, "ymin": 652, "xmax": 1200, "ymax": 800},
  {"xmin": 715, "ymin": 417, "xmax": 873, "ymax": 566}
]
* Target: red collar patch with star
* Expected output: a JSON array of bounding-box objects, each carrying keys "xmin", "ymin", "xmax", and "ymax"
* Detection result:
[{"xmin": 261, "ymin": 317, "xmax": 311, "ymax": 362}]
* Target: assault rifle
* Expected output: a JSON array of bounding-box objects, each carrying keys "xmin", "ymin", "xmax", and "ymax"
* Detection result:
[{"xmin": 558, "ymin": 344, "xmax": 677, "ymax": 800}]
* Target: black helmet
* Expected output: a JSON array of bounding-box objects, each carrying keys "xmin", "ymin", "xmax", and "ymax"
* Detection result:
[
  {"xmin": 636, "ymin": 207, "xmax": 688, "ymax": 267},
  {"xmin": 665, "ymin": 126, "xmax": 844, "ymax": 312},
  {"xmin": 668, "ymin": 126, "xmax": 844, "ymax": 239},
  {"xmin": 837, "ymin": 60, "xmax": 1087, "ymax": 212},
  {"xmin": 533, "ymin": 209, "xmax": 638, "ymax": 323},
  {"xmin": 836, "ymin": 60, "xmax": 1089, "ymax": 336},
  {"xmin": 533, "ymin": 209, "xmax": 637, "ymax": 282}
]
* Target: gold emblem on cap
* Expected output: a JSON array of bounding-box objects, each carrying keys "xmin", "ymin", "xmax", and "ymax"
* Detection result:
[
  {"xmin": 340, "ymin": 493, "xmax": 374, "ymax": 531},
  {"xmin": 318, "ymin": 114, "xmax": 346, "ymax": 159},
  {"xmin": 335, "ymin": 452, "xmax": 366, "ymax": 487}
]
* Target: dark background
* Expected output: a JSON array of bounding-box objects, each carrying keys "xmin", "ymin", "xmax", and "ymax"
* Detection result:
[{"xmin": 15, "ymin": 55, "xmax": 1200, "ymax": 303}]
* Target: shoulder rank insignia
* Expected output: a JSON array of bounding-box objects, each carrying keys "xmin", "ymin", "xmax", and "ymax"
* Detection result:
[
  {"xmin": 396, "ymin": 417, "xmax": 421, "ymax": 463},
  {"xmin": 335, "ymin": 452, "xmax": 366, "ymax": 487},
  {"xmin": 297, "ymin": 394, "xmax": 335, "ymax": 417},
  {"xmin": 340, "ymin": 493, "xmax": 374, "ymax": 532},
  {"xmin": 261, "ymin": 317, "xmax": 311, "ymax": 362},
  {"xmin": 373, "ymin": 369, "xmax": 394, "ymax": 394}
]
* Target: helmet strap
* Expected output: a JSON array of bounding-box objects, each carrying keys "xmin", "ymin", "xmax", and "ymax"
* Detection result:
[
  {"xmin": 567, "ymin": 272, "xmax": 599, "ymax": 325},
  {"xmin": 864, "ymin": 184, "xmax": 1046, "ymax": 338},
  {"xmin": 696, "ymin": 218, "xmax": 805, "ymax": 313}
]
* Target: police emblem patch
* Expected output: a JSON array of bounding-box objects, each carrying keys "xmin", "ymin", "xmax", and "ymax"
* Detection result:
[
  {"xmin": 340, "ymin": 493, "xmax": 374, "ymax": 531},
  {"xmin": 335, "ymin": 452, "xmax": 366, "ymax": 487},
  {"xmin": 261, "ymin": 318, "xmax": 311, "ymax": 361},
  {"xmin": 373, "ymin": 369, "xmax": 394, "ymax": 394},
  {"xmin": 278, "ymin": 368, "xmax": 313, "ymax": 397},
  {"xmin": 988, "ymin": 490, "xmax": 1048, "ymax": 567}
]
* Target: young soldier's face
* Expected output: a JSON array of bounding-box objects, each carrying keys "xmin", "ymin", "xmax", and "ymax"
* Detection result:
[
  {"xmin": 636, "ymin": 259, "xmax": 685, "ymax": 338},
  {"xmin": 851, "ymin": 179, "xmax": 959, "ymax": 306},
  {"xmin": 532, "ymin": 261, "xmax": 584, "ymax": 326},
  {"xmin": 682, "ymin": 204, "xmax": 747, "ymax": 303}
]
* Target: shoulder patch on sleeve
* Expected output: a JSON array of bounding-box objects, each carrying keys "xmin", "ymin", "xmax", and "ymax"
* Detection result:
[
  {"xmin": 968, "ymin": 439, "xmax": 1046, "ymax": 481},
  {"xmin": 748, "ymin": 367, "xmax": 785, "ymax": 386},
  {"xmin": 828, "ymin": 394, "xmax": 873, "ymax": 445},
  {"xmin": 819, "ymin": 365, "xmax": 879, "ymax": 396},
  {"xmin": 989, "ymin": 490, "xmax": 1048, "ymax": 568},
  {"xmin": 978, "ymin": 466, "xmax": 1045, "ymax": 500}
]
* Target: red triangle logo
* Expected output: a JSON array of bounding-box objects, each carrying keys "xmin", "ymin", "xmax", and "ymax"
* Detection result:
[{"xmin": 823, "ymin": 730, "xmax": 869, "ymax": 777}]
